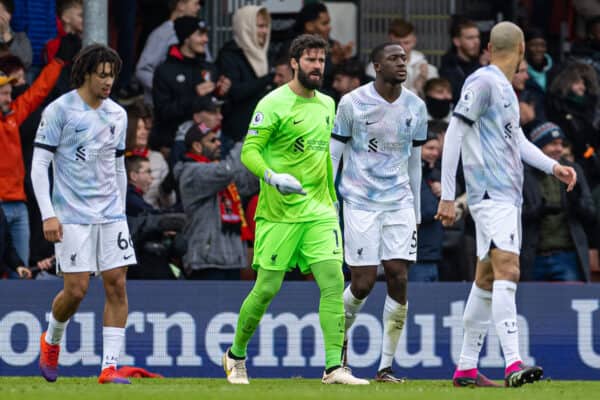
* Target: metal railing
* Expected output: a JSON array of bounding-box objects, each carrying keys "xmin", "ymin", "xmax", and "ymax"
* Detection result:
[{"xmin": 204, "ymin": 0, "xmax": 456, "ymax": 68}]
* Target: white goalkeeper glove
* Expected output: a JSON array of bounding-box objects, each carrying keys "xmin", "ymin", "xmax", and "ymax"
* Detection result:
[{"xmin": 264, "ymin": 169, "xmax": 306, "ymax": 195}]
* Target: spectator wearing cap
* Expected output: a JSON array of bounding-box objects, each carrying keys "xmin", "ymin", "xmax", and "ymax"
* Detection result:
[
  {"xmin": 217, "ymin": 5, "xmax": 274, "ymax": 145},
  {"xmin": 171, "ymin": 95, "xmax": 223, "ymax": 167},
  {"xmin": 0, "ymin": 54, "xmax": 25, "ymax": 86},
  {"xmin": 151, "ymin": 16, "xmax": 231, "ymax": 155},
  {"xmin": 0, "ymin": 0, "xmax": 32, "ymax": 69},
  {"xmin": 136, "ymin": 0, "xmax": 206, "ymax": 105},
  {"xmin": 173, "ymin": 125, "xmax": 258, "ymax": 280},
  {"xmin": 521, "ymin": 121, "xmax": 596, "ymax": 282}
]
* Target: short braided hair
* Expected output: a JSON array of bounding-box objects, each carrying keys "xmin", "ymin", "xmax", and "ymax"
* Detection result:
[{"xmin": 71, "ymin": 44, "xmax": 122, "ymax": 88}]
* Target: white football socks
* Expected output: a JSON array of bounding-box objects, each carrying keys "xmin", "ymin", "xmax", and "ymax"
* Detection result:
[
  {"xmin": 492, "ymin": 280, "xmax": 521, "ymax": 367},
  {"xmin": 46, "ymin": 313, "xmax": 69, "ymax": 345},
  {"xmin": 378, "ymin": 296, "xmax": 407, "ymax": 372},
  {"xmin": 102, "ymin": 327, "xmax": 125, "ymax": 370},
  {"xmin": 457, "ymin": 283, "xmax": 492, "ymax": 371},
  {"xmin": 343, "ymin": 285, "xmax": 367, "ymax": 332}
]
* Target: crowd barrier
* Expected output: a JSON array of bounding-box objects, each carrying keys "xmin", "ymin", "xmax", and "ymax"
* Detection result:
[{"xmin": 1, "ymin": 281, "xmax": 599, "ymax": 379}]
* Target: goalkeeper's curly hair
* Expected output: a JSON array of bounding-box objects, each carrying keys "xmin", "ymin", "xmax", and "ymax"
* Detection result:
[
  {"xmin": 288, "ymin": 34, "xmax": 329, "ymax": 64},
  {"xmin": 71, "ymin": 43, "xmax": 122, "ymax": 88}
]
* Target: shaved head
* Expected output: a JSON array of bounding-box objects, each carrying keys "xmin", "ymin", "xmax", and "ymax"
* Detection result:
[{"xmin": 490, "ymin": 21, "xmax": 524, "ymax": 53}]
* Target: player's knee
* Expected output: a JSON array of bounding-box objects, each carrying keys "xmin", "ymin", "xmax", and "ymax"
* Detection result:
[
  {"xmin": 352, "ymin": 279, "xmax": 375, "ymax": 299},
  {"xmin": 252, "ymin": 284, "xmax": 280, "ymax": 304},
  {"xmin": 494, "ymin": 265, "xmax": 520, "ymax": 282},
  {"xmin": 104, "ymin": 275, "xmax": 127, "ymax": 301},
  {"xmin": 65, "ymin": 283, "xmax": 88, "ymax": 303},
  {"xmin": 475, "ymin": 275, "xmax": 494, "ymax": 291}
]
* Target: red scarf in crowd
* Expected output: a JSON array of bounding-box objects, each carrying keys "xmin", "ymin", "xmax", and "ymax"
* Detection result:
[
  {"xmin": 126, "ymin": 147, "xmax": 150, "ymax": 158},
  {"xmin": 185, "ymin": 152, "xmax": 252, "ymax": 240}
]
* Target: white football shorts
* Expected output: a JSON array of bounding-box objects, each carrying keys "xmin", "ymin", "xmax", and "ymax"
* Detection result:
[
  {"xmin": 469, "ymin": 199, "xmax": 522, "ymax": 260},
  {"xmin": 343, "ymin": 204, "xmax": 417, "ymax": 266},
  {"xmin": 55, "ymin": 219, "xmax": 137, "ymax": 274}
]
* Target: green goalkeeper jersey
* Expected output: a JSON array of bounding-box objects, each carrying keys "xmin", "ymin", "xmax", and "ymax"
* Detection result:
[{"xmin": 241, "ymin": 84, "xmax": 338, "ymax": 223}]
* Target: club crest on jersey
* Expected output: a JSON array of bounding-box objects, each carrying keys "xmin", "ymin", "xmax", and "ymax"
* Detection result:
[
  {"xmin": 110, "ymin": 124, "xmax": 116, "ymax": 136},
  {"xmin": 326, "ymin": 116, "xmax": 330, "ymax": 125},
  {"xmin": 252, "ymin": 112, "xmax": 264, "ymax": 125},
  {"xmin": 176, "ymin": 74, "xmax": 186, "ymax": 83},
  {"xmin": 406, "ymin": 118, "xmax": 412, "ymax": 128}
]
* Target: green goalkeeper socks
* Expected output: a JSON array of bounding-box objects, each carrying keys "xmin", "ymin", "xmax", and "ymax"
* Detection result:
[
  {"xmin": 230, "ymin": 268, "xmax": 285, "ymax": 358},
  {"xmin": 230, "ymin": 261, "xmax": 345, "ymax": 371},
  {"xmin": 312, "ymin": 260, "xmax": 345, "ymax": 370}
]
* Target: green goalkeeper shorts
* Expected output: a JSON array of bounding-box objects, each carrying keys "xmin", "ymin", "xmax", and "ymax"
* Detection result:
[{"xmin": 253, "ymin": 218, "xmax": 343, "ymax": 274}]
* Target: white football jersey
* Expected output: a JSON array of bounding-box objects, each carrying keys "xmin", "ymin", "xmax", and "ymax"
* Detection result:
[
  {"xmin": 332, "ymin": 82, "xmax": 427, "ymax": 211},
  {"xmin": 453, "ymin": 64, "xmax": 524, "ymax": 207},
  {"xmin": 34, "ymin": 90, "xmax": 127, "ymax": 224}
]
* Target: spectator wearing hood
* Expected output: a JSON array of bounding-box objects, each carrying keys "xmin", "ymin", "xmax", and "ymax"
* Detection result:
[
  {"xmin": 151, "ymin": 16, "xmax": 230, "ymax": 154},
  {"xmin": 217, "ymin": 5, "xmax": 273, "ymax": 144}
]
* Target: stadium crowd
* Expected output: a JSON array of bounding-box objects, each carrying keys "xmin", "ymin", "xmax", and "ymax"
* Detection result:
[{"xmin": 1, "ymin": 0, "xmax": 600, "ymax": 283}]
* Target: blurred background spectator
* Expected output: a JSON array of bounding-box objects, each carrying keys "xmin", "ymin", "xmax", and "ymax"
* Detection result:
[
  {"xmin": 218, "ymin": 5, "xmax": 274, "ymax": 149},
  {"xmin": 520, "ymin": 122, "xmax": 596, "ymax": 282},
  {"xmin": 174, "ymin": 126, "xmax": 257, "ymax": 280},
  {"xmin": 366, "ymin": 18, "xmax": 438, "ymax": 96}
]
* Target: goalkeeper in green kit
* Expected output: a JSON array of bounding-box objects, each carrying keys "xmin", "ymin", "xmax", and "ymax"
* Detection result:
[{"xmin": 222, "ymin": 34, "xmax": 369, "ymax": 385}]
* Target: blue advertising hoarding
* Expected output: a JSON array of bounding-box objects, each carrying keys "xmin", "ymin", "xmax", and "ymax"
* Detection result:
[{"xmin": 1, "ymin": 281, "xmax": 599, "ymax": 379}]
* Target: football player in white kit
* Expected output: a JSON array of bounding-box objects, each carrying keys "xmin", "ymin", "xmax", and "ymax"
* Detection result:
[
  {"xmin": 436, "ymin": 22, "xmax": 577, "ymax": 387},
  {"xmin": 330, "ymin": 42, "xmax": 428, "ymax": 382},
  {"xmin": 32, "ymin": 44, "xmax": 136, "ymax": 384}
]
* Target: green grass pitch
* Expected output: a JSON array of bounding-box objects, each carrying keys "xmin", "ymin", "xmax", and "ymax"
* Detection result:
[{"xmin": 1, "ymin": 378, "xmax": 598, "ymax": 400}]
